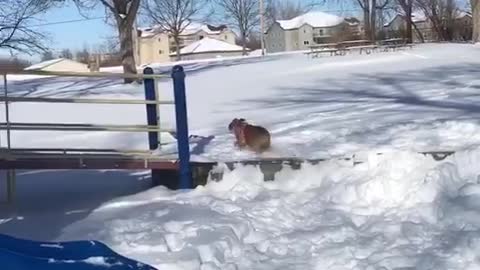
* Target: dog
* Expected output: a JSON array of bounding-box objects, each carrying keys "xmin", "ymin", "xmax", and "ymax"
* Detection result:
[{"xmin": 228, "ymin": 118, "xmax": 271, "ymax": 153}]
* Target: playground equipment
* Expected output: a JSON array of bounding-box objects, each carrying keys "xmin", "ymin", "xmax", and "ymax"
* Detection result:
[
  {"xmin": 0, "ymin": 66, "xmax": 193, "ymax": 203},
  {"xmin": 0, "ymin": 66, "xmax": 458, "ymax": 204},
  {"xmin": 0, "ymin": 233, "xmax": 157, "ymax": 270}
]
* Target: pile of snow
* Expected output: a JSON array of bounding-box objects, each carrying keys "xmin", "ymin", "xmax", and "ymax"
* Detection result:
[
  {"xmin": 173, "ymin": 37, "xmax": 246, "ymax": 56},
  {"xmin": 277, "ymin": 11, "xmax": 345, "ymax": 30},
  {"xmin": 54, "ymin": 148, "xmax": 480, "ymax": 269}
]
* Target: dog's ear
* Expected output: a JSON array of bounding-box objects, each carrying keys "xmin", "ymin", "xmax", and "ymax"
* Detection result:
[{"xmin": 228, "ymin": 120, "xmax": 235, "ymax": 131}]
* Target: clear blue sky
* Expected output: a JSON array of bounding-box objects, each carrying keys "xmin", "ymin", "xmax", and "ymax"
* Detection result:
[
  {"xmin": 33, "ymin": 3, "xmax": 113, "ymax": 53},
  {"xmin": 0, "ymin": 2, "xmax": 113, "ymax": 61}
]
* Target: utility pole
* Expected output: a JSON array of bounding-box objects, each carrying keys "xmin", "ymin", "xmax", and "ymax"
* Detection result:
[{"xmin": 260, "ymin": 0, "xmax": 266, "ymax": 56}]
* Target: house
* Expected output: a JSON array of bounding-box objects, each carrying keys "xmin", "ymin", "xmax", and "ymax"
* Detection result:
[
  {"xmin": 169, "ymin": 37, "xmax": 247, "ymax": 61},
  {"xmin": 134, "ymin": 22, "xmax": 237, "ymax": 65},
  {"xmin": 265, "ymin": 11, "xmax": 358, "ymax": 53},
  {"xmin": 384, "ymin": 10, "xmax": 472, "ymax": 42},
  {"xmin": 24, "ymin": 58, "xmax": 89, "ymax": 72}
]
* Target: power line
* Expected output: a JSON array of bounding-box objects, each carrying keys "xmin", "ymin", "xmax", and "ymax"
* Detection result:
[
  {"xmin": 29, "ymin": 17, "xmax": 107, "ymax": 27},
  {"xmin": 25, "ymin": 8, "xmax": 364, "ymax": 29}
]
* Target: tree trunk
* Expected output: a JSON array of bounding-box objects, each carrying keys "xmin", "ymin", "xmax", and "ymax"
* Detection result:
[
  {"xmin": 370, "ymin": 0, "xmax": 377, "ymax": 41},
  {"xmin": 363, "ymin": 7, "xmax": 371, "ymax": 40},
  {"xmin": 175, "ymin": 35, "xmax": 181, "ymax": 61},
  {"xmin": 405, "ymin": 0, "xmax": 413, "ymax": 43},
  {"xmin": 412, "ymin": 21, "xmax": 425, "ymax": 42},
  {"xmin": 118, "ymin": 22, "xmax": 137, "ymax": 84},
  {"xmin": 429, "ymin": 1, "xmax": 444, "ymax": 41},
  {"xmin": 472, "ymin": 0, "xmax": 480, "ymax": 42},
  {"xmin": 241, "ymin": 33, "xmax": 247, "ymax": 56}
]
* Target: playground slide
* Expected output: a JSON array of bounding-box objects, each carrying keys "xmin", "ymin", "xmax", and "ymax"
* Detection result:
[{"xmin": 0, "ymin": 234, "xmax": 157, "ymax": 270}]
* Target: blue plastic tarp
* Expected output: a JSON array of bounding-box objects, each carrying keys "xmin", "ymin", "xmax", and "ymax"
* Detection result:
[{"xmin": 0, "ymin": 234, "xmax": 157, "ymax": 270}]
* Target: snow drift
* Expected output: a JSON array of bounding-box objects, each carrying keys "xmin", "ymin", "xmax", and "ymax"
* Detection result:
[{"xmin": 57, "ymin": 149, "xmax": 480, "ymax": 270}]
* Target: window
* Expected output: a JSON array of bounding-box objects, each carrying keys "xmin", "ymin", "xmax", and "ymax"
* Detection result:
[
  {"xmin": 158, "ymin": 38, "xmax": 161, "ymax": 42},
  {"xmin": 304, "ymin": 41, "xmax": 310, "ymax": 45},
  {"xmin": 199, "ymin": 35, "xmax": 204, "ymax": 40},
  {"xmin": 225, "ymin": 35, "xmax": 228, "ymax": 40},
  {"xmin": 159, "ymin": 50, "xmax": 163, "ymax": 54},
  {"xmin": 319, "ymin": 29, "xmax": 324, "ymax": 36}
]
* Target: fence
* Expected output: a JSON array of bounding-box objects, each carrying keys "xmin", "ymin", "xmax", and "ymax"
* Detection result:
[{"xmin": 0, "ymin": 66, "xmax": 192, "ymax": 203}]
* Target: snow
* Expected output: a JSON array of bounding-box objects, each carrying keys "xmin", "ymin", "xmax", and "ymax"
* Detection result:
[
  {"xmin": 3, "ymin": 43, "xmax": 480, "ymax": 269},
  {"xmin": 277, "ymin": 11, "xmax": 345, "ymax": 30},
  {"xmin": 3, "ymin": 43, "xmax": 480, "ymax": 160},
  {"xmin": 48, "ymin": 256, "xmax": 123, "ymax": 267},
  {"xmin": 83, "ymin": 256, "xmax": 121, "ymax": 267},
  {"xmin": 173, "ymin": 37, "xmax": 245, "ymax": 56},
  {"xmin": 53, "ymin": 149, "xmax": 480, "ymax": 269},
  {"xmin": 24, "ymin": 58, "xmax": 65, "ymax": 70}
]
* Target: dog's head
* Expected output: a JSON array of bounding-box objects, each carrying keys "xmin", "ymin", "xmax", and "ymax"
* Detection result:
[{"xmin": 228, "ymin": 118, "xmax": 246, "ymax": 131}]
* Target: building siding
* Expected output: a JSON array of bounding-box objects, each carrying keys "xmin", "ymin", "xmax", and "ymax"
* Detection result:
[
  {"xmin": 265, "ymin": 23, "xmax": 286, "ymax": 53},
  {"xmin": 135, "ymin": 27, "xmax": 238, "ymax": 65},
  {"xmin": 265, "ymin": 18, "xmax": 355, "ymax": 53}
]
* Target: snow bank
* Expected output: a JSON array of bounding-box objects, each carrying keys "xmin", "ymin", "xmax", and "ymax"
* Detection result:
[{"xmin": 57, "ymin": 149, "xmax": 480, "ymax": 269}]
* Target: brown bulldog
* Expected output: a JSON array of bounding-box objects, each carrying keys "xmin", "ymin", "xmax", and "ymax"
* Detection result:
[{"xmin": 228, "ymin": 118, "xmax": 271, "ymax": 153}]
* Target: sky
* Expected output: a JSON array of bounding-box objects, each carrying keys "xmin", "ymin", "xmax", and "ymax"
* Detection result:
[{"xmin": 35, "ymin": 3, "xmax": 113, "ymax": 52}]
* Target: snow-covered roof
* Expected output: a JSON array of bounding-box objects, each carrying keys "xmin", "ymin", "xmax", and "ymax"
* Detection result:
[
  {"xmin": 25, "ymin": 58, "xmax": 66, "ymax": 70},
  {"xmin": 276, "ymin": 11, "xmax": 345, "ymax": 30},
  {"xmin": 139, "ymin": 22, "xmax": 230, "ymax": 38},
  {"xmin": 171, "ymin": 37, "xmax": 245, "ymax": 56},
  {"xmin": 181, "ymin": 22, "xmax": 228, "ymax": 35}
]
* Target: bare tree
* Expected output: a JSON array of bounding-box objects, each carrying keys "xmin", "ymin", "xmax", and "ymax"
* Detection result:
[
  {"xmin": 416, "ymin": 0, "xmax": 458, "ymax": 41},
  {"xmin": 0, "ymin": 0, "xmax": 52, "ymax": 55},
  {"xmin": 75, "ymin": 46, "xmax": 90, "ymax": 64},
  {"xmin": 60, "ymin": 48, "xmax": 73, "ymax": 59},
  {"xmin": 265, "ymin": 0, "xmax": 323, "ymax": 22},
  {"xmin": 396, "ymin": 0, "xmax": 414, "ymax": 42},
  {"xmin": 0, "ymin": 57, "xmax": 31, "ymax": 72},
  {"xmin": 72, "ymin": 0, "xmax": 140, "ymax": 83},
  {"xmin": 472, "ymin": 0, "xmax": 480, "ymax": 42},
  {"xmin": 41, "ymin": 50, "xmax": 55, "ymax": 61},
  {"xmin": 216, "ymin": 0, "xmax": 260, "ymax": 55},
  {"xmin": 142, "ymin": 0, "xmax": 211, "ymax": 61},
  {"xmin": 363, "ymin": 0, "xmax": 390, "ymax": 41}
]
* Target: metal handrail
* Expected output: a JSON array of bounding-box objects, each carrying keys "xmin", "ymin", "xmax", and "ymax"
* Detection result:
[
  {"xmin": 0, "ymin": 122, "xmax": 172, "ymax": 133},
  {"xmin": 0, "ymin": 96, "xmax": 174, "ymax": 105},
  {"xmin": 3, "ymin": 147, "xmax": 154, "ymax": 154},
  {"xmin": 6, "ymin": 70, "xmax": 167, "ymax": 79}
]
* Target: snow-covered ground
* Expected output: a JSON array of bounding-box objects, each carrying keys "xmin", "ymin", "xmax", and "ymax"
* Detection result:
[
  {"xmin": 2, "ymin": 43, "xmax": 480, "ymax": 269},
  {"xmin": 3, "ymin": 43, "xmax": 480, "ymax": 161}
]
